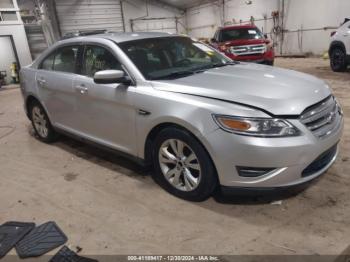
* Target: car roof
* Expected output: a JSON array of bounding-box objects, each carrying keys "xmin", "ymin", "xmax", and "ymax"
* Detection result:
[
  {"xmin": 60, "ymin": 32, "xmax": 182, "ymax": 44},
  {"xmin": 220, "ymin": 24, "xmax": 257, "ymax": 30}
]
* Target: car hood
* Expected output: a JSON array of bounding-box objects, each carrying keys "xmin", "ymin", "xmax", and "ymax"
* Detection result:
[
  {"xmin": 151, "ymin": 63, "xmax": 331, "ymax": 115},
  {"xmin": 222, "ymin": 38, "xmax": 267, "ymax": 46}
]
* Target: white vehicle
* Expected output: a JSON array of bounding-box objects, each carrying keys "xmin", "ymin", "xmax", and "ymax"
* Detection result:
[{"xmin": 329, "ymin": 18, "xmax": 350, "ymax": 72}]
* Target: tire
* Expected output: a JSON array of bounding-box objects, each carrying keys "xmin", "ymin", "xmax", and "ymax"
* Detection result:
[
  {"xmin": 29, "ymin": 101, "xmax": 58, "ymax": 143},
  {"xmin": 330, "ymin": 47, "xmax": 347, "ymax": 72},
  {"xmin": 265, "ymin": 60, "xmax": 274, "ymax": 66},
  {"xmin": 152, "ymin": 127, "xmax": 218, "ymax": 202}
]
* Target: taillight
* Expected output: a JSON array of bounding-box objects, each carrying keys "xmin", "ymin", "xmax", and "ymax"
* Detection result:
[{"xmin": 330, "ymin": 31, "xmax": 336, "ymax": 37}]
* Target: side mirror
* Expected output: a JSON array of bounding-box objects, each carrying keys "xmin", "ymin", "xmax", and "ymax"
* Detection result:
[
  {"xmin": 94, "ymin": 70, "xmax": 132, "ymax": 85},
  {"xmin": 264, "ymin": 33, "xmax": 268, "ymax": 39},
  {"xmin": 211, "ymin": 38, "xmax": 217, "ymax": 43}
]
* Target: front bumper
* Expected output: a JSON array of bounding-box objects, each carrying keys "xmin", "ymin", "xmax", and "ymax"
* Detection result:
[
  {"xmin": 204, "ymin": 117, "xmax": 343, "ymax": 188},
  {"xmin": 225, "ymin": 49, "xmax": 275, "ymax": 63}
]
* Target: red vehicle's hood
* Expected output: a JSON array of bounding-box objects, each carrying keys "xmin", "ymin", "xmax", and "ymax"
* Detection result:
[{"xmin": 221, "ymin": 38, "xmax": 267, "ymax": 46}]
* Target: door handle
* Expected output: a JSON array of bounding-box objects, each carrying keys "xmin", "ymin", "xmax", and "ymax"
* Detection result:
[
  {"xmin": 37, "ymin": 78, "xmax": 47, "ymax": 87},
  {"xmin": 75, "ymin": 84, "xmax": 88, "ymax": 94}
]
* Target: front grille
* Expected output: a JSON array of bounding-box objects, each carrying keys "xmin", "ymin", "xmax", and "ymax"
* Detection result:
[
  {"xmin": 302, "ymin": 144, "xmax": 337, "ymax": 177},
  {"xmin": 300, "ymin": 96, "xmax": 342, "ymax": 138},
  {"xmin": 230, "ymin": 44, "xmax": 266, "ymax": 56}
]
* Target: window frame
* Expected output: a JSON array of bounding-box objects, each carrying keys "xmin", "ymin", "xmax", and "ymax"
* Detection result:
[
  {"xmin": 79, "ymin": 43, "xmax": 135, "ymax": 85},
  {"xmin": 39, "ymin": 44, "xmax": 82, "ymax": 75}
]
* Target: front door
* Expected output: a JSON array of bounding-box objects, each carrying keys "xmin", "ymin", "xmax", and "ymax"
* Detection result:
[{"xmin": 73, "ymin": 44, "xmax": 138, "ymax": 155}]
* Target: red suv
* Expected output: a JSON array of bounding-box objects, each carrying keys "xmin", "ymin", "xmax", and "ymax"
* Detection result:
[{"xmin": 211, "ymin": 24, "xmax": 275, "ymax": 65}]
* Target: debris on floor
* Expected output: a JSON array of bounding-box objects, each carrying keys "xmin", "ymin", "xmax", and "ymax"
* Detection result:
[{"xmin": 270, "ymin": 200, "xmax": 283, "ymax": 205}]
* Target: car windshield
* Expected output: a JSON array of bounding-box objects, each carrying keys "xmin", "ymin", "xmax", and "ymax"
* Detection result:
[
  {"xmin": 118, "ymin": 36, "xmax": 234, "ymax": 80},
  {"xmin": 220, "ymin": 28, "xmax": 264, "ymax": 42}
]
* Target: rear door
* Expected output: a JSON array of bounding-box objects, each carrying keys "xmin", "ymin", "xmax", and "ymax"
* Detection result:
[
  {"xmin": 72, "ymin": 44, "xmax": 138, "ymax": 155},
  {"xmin": 36, "ymin": 45, "xmax": 82, "ymax": 130}
]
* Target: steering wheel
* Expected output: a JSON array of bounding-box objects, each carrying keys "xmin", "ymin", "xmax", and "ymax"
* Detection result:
[{"xmin": 174, "ymin": 58, "xmax": 191, "ymax": 67}]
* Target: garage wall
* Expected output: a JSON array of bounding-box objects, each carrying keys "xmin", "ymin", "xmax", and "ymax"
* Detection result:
[
  {"xmin": 0, "ymin": 25, "xmax": 32, "ymax": 66},
  {"xmin": 53, "ymin": 0, "xmax": 185, "ymax": 37},
  {"xmin": 55, "ymin": 0, "xmax": 125, "ymax": 35},
  {"xmin": 282, "ymin": 0, "xmax": 350, "ymax": 55},
  {"xmin": 185, "ymin": 0, "xmax": 350, "ymax": 55},
  {"xmin": 186, "ymin": 1, "xmax": 278, "ymax": 40},
  {"xmin": 0, "ymin": 0, "xmax": 32, "ymax": 69},
  {"xmin": 0, "ymin": 36, "xmax": 17, "ymax": 83},
  {"xmin": 122, "ymin": 0, "xmax": 186, "ymax": 34}
]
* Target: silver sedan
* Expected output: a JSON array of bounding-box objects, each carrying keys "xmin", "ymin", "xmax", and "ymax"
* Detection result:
[{"xmin": 20, "ymin": 32, "xmax": 343, "ymax": 201}]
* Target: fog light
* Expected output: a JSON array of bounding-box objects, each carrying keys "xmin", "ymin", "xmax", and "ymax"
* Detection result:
[{"xmin": 236, "ymin": 166, "xmax": 275, "ymax": 177}]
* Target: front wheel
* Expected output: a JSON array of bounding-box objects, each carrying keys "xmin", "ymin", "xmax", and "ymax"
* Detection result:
[
  {"xmin": 152, "ymin": 127, "xmax": 218, "ymax": 201},
  {"xmin": 330, "ymin": 47, "xmax": 347, "ymax": 72}
]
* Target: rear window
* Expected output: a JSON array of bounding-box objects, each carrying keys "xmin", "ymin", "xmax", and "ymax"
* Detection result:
[{"xmin": 220, "ymin": 28, "xmax": 264, "ymax": 42}]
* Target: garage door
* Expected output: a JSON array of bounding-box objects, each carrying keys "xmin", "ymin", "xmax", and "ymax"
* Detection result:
[
  {"xmin": 0, "ymin": 36, "xmax": 17, "ymax": 84},
  {"xmin": 55, "ymin": 0, "xmax": 125, "ymax": 36}
]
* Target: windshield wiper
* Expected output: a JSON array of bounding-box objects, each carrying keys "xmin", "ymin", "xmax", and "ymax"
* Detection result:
[
  {"xmin": 212, "ymin": 61, "xmax": 239, "ymax": 68},
  {"xmin": 150, "ymin": 70, "xmax": 196, "ymax": 80},
  {"xmin": 191, "ymin": 61, "xmax": 238, "ymax": 72}
]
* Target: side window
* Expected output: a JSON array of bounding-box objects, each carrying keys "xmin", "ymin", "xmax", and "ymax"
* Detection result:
[
  {"xmin": 40, "ymin": 46, "xmax": 79, "ymax": 73},
  {"xmin": 41, "ymin": 53, "xmax": 55, "ymax": 71},
  {"xmin": 53, "ymin": 46, "xmax": 79, "ymax": 73},
  {"xmin": 214, "ymin": 30, "xmax": 219, "ymax": 41},
  {"xmin": 217, "ymin": 30, "xmax": 222, "ymax": 42},
  {"xmin": 82, "ymin": 45, "xmax": 122, "ymax": 77}
]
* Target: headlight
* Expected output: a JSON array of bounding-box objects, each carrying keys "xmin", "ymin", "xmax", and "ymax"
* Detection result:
[
  {"xmin": 334, "ymin": 98, "xmax": 343, "ymax": 115},
  {"xmin": 213, "ymin": 115, "xmax": 300, "ymax": 137}
]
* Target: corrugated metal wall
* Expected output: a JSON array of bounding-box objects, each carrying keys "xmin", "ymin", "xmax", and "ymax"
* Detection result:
[{"xmin": 55, "ymin": 0, "xmax": 125, "ymax": 35}]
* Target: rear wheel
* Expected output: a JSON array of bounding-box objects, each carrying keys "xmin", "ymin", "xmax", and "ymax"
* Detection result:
[
  {"xmin": 30, "ymin": 101, "xmax": 58, "ymax": 143},
  {"xmin": 330, "ymin": 47, "xmax": 347, "ymax": 72},
  {"xmin": 152, "ymin": 127, "xmax": 217, "ymax": 201}
]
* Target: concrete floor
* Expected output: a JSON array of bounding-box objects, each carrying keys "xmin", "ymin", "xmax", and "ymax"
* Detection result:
[{"xmin": 0, "ymin": 58, "xmax": 349, "ymax": 257}]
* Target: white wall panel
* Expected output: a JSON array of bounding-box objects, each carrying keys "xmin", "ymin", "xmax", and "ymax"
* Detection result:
[
  {"xmin": 0, "ymin": 25, "xmax": 32, "ymax": 67},
  {"xmin": 282, "ymin": 0, "xmax": 350, "ymax": 55}
]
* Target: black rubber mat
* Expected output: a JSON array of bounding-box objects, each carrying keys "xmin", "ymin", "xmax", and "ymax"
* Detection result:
[
  {"xmin": 50, "ymin": 246, "xmax": 98, "ymax": 262},
  {"xmin": 15, "ymin": 221, "xmax": 68, "ymax": 258},
  {"xmin": 0, "ymin": 221, "xmax": 35, "ymax": 258}
]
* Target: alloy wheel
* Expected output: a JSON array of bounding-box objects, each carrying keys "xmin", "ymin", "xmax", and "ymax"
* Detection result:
[
  {"xmin": 158, "ymin": 139, "xmax": 201, "ymax": 192},
  {"xmin": 32, "ymin": 106, "xmax": 48, "ymax": 138}
]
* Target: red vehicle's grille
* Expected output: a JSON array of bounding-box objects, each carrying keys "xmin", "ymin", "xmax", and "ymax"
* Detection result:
[{"xmin": 230, "ymin": 44, "xmax": 266, "ymax": 56}]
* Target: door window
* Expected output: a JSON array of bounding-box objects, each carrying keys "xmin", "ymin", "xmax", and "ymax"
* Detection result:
[
  {"xmin": 40, "ymin": 46, "xmax": 79, "ymax": 73},
  {"xmin": 53, "ymin": 46, "xmax": 79, "ymax": 73},
  {"xmin": 41, "ymin": 53, "xmax": 55, "ymax": 71},
  {"xmin": 82, "ymin": 45, "xmax": 122, "ymax": 77}
]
